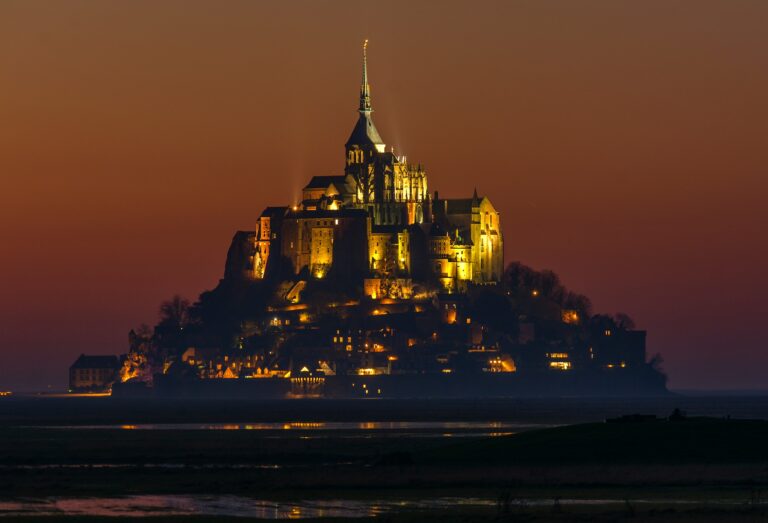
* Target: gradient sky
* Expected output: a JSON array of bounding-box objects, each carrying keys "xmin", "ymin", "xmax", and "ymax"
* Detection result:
[{"xmin": 1, "ymin": 0, "xmax": 767, "ymax": 391}]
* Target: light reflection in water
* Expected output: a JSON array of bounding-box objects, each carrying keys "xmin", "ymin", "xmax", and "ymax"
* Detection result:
[
  {"xmin": 0, "ymin": 496, "xmax": 494, "ymax": 518},
  {"xmin": 41, "ymin": 421, "xmax": 547, "ymax": 433},
  {"xmin": 0, "ymin": 495, "xmax": 754, "ymax": 519}
]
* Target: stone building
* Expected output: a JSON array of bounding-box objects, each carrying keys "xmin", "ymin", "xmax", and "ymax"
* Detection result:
[
  {"xmin": 233, "ymin": 41, "xmax": 504, "ymax": 295},
  {"xmin": 69, "ymin": 354, "xmax": 120, "ymax": 393}
]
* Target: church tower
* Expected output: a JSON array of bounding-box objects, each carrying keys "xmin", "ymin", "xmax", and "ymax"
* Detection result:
[
  {"xmin": 245, "ymin": 40, "xmax": 500, "ymax": 292},
  {"xmin": 345, "ymin": 40, "xmax": 386, "ymax": 205},
  {"xmin": 343, "ymin": 41, "xmax": 427, "ymax": 227}
]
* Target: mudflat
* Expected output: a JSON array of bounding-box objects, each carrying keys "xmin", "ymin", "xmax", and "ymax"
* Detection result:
[{"xmin": 2, "ymin": 396, "xmax": 768, "ymax": 521}]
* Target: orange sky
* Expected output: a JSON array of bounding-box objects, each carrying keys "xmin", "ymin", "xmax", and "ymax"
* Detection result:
[{"xmin": 1, "ymin": 0, "xmax": 767, "ymax": 391}]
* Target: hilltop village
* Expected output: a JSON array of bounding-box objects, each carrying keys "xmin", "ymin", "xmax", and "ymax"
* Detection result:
[{"xmin": 70, "ymin": 43, "xmax": 667, "ymax": 397}]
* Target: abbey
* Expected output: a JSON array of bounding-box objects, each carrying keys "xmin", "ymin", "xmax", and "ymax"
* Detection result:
[
  {"xmin": 88, "ymin": 43, "xmax": 667, "ymax": 400},
  {"xmin": 240, "ymin": 42, "xmax": 503, "ymax": 296}
]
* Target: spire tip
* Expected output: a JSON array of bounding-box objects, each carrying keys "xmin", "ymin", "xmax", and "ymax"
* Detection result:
[{"xmin": 359, "ymin": 39, "xmax": 372, "ymax": 113}]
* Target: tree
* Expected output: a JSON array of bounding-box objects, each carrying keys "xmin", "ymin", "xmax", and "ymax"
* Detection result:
[
  {"xmin": 153, "ymin": 295, "xmax": 193, "ymax": 355},
  {"xmin": 128, "ymin": 324, "xmax": 153, "ymax": 354},
  {"xmin": 538, "ymin": 270, "xmax": 563, "ymax": 302},
  {"xmin": 563, "ymin": 292, "xmax": 592, "ymax": 316},
  {"xmin": 159, "ymin": 295, "xmax": 191, "ymax": 330}
]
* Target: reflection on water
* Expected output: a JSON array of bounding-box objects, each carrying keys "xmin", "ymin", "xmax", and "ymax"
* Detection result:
[
  {"xmin": 0, "ymin": 496, "xmax": 488, "ymax": 518},
  {"xmin": 0, "ymin": 495, "xmax": 755, "ymax": 518},
  {"xmin": 0, "ymin": 463, "xmax": 286, "ymax": 470},
  {"xmin": 42, "ymin": 420, "xmax": 548, "ymax": 434}
]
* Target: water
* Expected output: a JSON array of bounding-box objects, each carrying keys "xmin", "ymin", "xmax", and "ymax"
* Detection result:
[
  {"xmin": 0, "ymin": 496, "xmax": 488, "ymax": 518},
  {"xmin": 0, "ymin": 463, "xmax": 287, "ymax": 470},
  {"xmin": 41, "ymin": 421, "xmax": 537, "ymax": 430},
  {"xmin": 0, "ymin": 495, "xmax": 757, "ymax": 518},
  {"xmin": 34, "ymin": 420, "xmax": 547, "ymax": 438},
  {"xmin": 7, "ymin": 395, "xmax": 768, "ymax": 426}
]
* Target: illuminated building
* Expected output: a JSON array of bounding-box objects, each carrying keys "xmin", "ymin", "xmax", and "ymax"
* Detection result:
[
  {"xmin": 229, "ymin": 41, "xmax": 504, "ymax": 295},
  {"xmin": 547, "ymin": 352, "xmax": 572, "ymax": 371},
  {"xmin": 101, "ymin": 42, "xmax": 668, "ymax": 400},
  {"xmin": 69, "ymin": 355, "xmax": 120, "ymax": 393}
]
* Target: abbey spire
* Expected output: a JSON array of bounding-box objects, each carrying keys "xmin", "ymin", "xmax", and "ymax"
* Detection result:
[
  {"xmin": 346, "ymin": 39, "xmax": 383, "ymax": 150},
  {"xmin": 360, "ymin": 39, "xmax": 372, "ymax": 113}
]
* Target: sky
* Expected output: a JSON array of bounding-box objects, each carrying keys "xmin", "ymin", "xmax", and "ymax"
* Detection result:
[{"xmin": 1, "ymin": 0, "xmax": 767, "ymax": 391}]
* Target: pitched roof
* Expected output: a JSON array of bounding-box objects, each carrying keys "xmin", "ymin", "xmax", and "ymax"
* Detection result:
[
  {"xmin": 71, "ymin": 355, "xmax": 120, "ymax": 369},
  {"xmin": 444, "ymin": 196, "xmax": 483, "ymax": 215},
  {"xmin": 346, "ymin": 113, "xmax": 383, "ymax": 147},
  {"xmin": 259, "ymin": 206, "xmax": 289, "ymax": 218},
  {"xmin": 303, "ymin": 176, "xmax": 347, "ymax": 190}
]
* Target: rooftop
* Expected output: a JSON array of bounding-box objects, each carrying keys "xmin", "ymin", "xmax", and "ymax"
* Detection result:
[{"xmin": 70, "ymin": 355, "xmax": 120, "ymax": 369}]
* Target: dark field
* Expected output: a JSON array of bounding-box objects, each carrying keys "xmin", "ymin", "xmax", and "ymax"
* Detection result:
[{"xmin": 2, "ymin": 395, "xmax": 768, "ymax": 521}]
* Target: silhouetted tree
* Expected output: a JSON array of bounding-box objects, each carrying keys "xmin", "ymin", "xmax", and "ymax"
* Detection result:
[
  {"xmin": 562, "ymin": 292, "xmax": 593, "ymax": 318},
  {"xmin": 159, "ymin": 295, "xmax": 191, "ymax": 330}
]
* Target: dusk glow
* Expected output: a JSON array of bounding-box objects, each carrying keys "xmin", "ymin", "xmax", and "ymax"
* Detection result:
[{"xmin": 2, "ymin": 1, "xmax": 768, "ymax": 392}]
